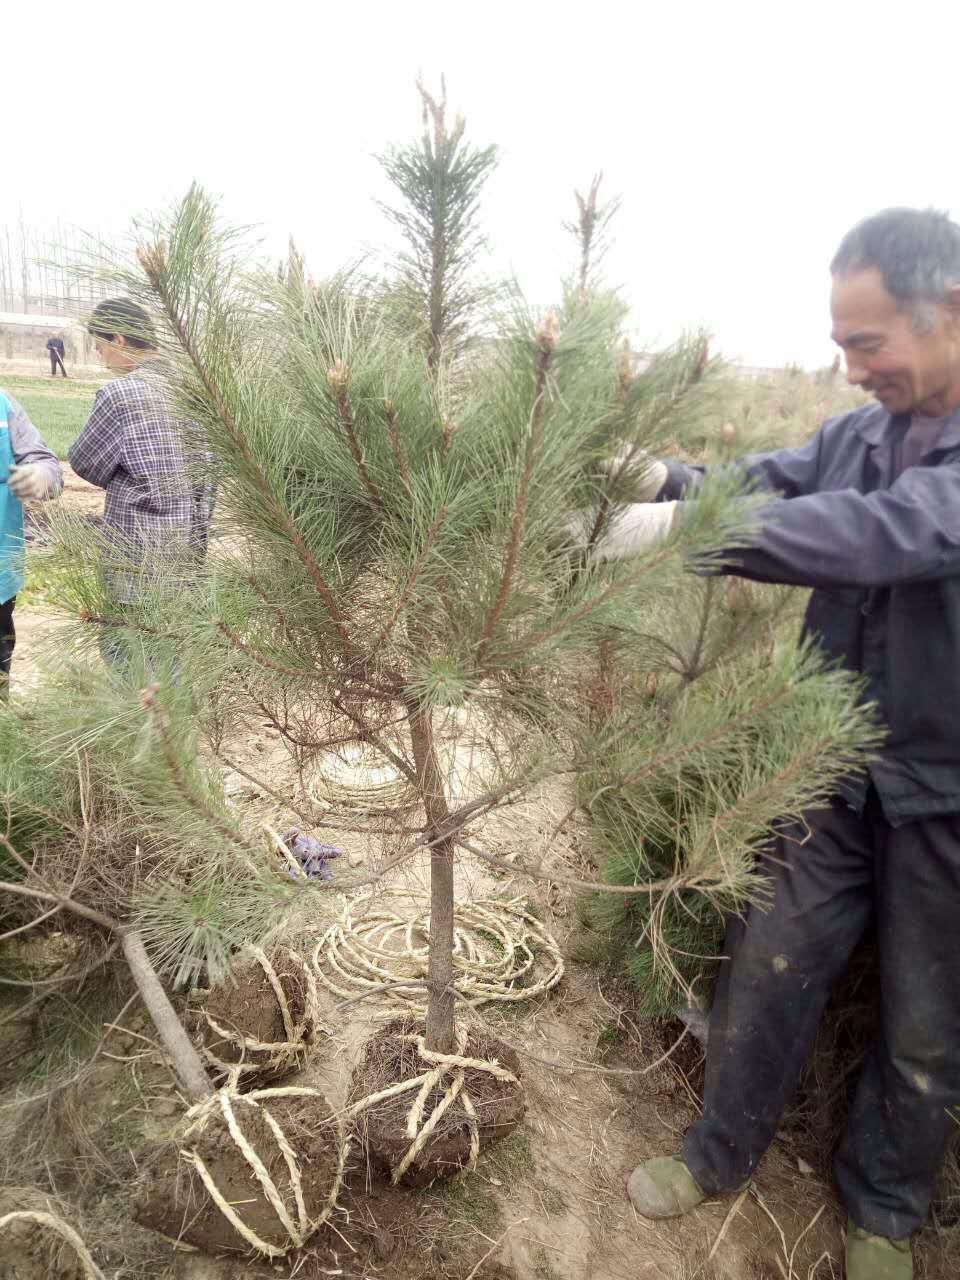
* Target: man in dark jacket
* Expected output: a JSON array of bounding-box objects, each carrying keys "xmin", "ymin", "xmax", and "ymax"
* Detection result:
[
  {"xmin": 46, "ymin": 335, "xmax": 67, "ymax": 378},
  {"xmin": 586, "ymin": 208, "xmax": 960, "ymax": 1280}
]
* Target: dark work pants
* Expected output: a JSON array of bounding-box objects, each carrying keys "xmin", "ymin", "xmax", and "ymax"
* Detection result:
[
  {"xmin": 0, "ymin": 593, "xmax": 14, "ymax": 665},
  {"xmin": 682, "ymin": 792, "xmax": 960, "ymax": 1240},
  {"xmin": 0, "ymin": 597, "xmax": 14, "ymax": 690},
  {"xmin": 49, "ymin": 351, "xmax": 67, "ymax": 377}
]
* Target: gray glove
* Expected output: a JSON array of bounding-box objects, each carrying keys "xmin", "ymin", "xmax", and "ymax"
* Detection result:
[
  {"xmin": 600, "ymin": 446, "xmax": 668, "ymax": 503},
  {"xmin": 8, "ymin": 464, "xmax": 55, "ymax": 501},
  {"xmin": 566, "ymin": 501, "xmax": 679, "ymax": 560}
]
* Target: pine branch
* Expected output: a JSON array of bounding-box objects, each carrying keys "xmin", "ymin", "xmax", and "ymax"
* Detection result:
[
  {"xmin": 630, "ymin": 631, "xmax": 690, "ymax": 673},
  {"xmin": 456, "ymin": 838, "xmax": 683, "ymax": 897},
  {"xmin": 682, "ymin": 579, "xmax": 716, "ymax": 683},
  {"xmin": 327, "ymin": 361, "xmax": 384, "ymax": 509},
  {"xmin": 440, "ymin": 418, "xmax": 457, "ymax": 464},
  {"xmin": 0, "ymin": 878, "xmax": 118, "ymax": 931},
  {"xmin": 138, "ymin": 683, "xmax": 262, "ymax": 862},
  {"xmin": 212, "ymin": 751, "xmax": 321, "ymax": 827},
  {"xmin": 383, "ymin": 400, "xmax": 413, "ymax": 492},
  {"xmin": 420, "ymin": 76, "xmax": 451, "ymax": 369},
  {"xmin": 376, "ymin": 505, "xmax": 449, "ymax": 648},
  {"xmin": 521, "ymin": 544, "xmax": 676, "ymax": 654},
  {"xmin": 137, "ymin": 243, "xmax": 357, "ymax": 655},
  {"xmin": 618, "ymin": 683, "xmax": 795, "ymax": 789},
  {"xmin": 330, "ymin": 695, "xmax": 420, "ymax": 788},
  {"xmin": 564, "ymin": 173, "xmax": 622, "ymax": 295},
  {"xmin": 476, "ymin": 317, "xmax": 556, "ymax": 664},
  {"xmin": 0, "ymin": 903, "xmax": 63, "ymax": 943},
  {"xmin": 582, "ymin": 345, "xmax": 712, "ymax": 565},
  {"xmin": 378, "ymin": 77, "xmax": 497, "ymax": 364},
  {"xmin": 688, "ymin": 737, "xmax": 857, "ymax": 876},
  {"xmin": 79, "ymin": 611, "xmax": 173, "ymax": 639},
  {"xmin": 215, "ymin": 619, "xmax": 325, "ymax": 681}
]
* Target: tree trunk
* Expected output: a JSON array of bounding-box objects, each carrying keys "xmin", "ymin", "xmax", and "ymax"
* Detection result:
[
  {"xmin": 428, "ymin": 225, "xmax": 445, "ymax": 371},
  {"xmin": 0, "ymin": 876, "xmax": 214, "ymax": 1102},
  {"xmin": 120, "ymin": 929, "xmax": 214, "ymax": 1101},
  {"xmin": 407, "ymin": 704, "xmax": 456, "ymax": 1054}
]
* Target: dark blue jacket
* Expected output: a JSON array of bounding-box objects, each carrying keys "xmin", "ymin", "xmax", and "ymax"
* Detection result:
[{"xmin": 660, "ymin": 403, "xmax": 960, "ymax": 825}]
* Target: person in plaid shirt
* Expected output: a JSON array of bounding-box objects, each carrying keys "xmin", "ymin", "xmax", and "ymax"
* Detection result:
[{"xmin": 69, "ymin": 299, "xmax": 215, "ymax": 664}]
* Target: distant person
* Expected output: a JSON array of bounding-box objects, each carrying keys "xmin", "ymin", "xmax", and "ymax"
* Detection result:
[
  {"xmin": 68, "ymin": 299, "xmax": 215, "ymax": 668},
  {"xmin": 46, "ymin": 334, "xmax": 67, "ymax": 378},
  {"xmin": 0, "ymin": 388, "xmax": 64, "ymax": 692}
]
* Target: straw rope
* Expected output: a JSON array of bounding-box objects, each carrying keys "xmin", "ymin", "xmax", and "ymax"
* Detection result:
[
  {"xmin": 0, "ymin": 1210, "xmax": 105, "ymax": 1280},
  {"xmin": 312, "ymin": 888, "xmax": 563, "ymax": 1018},
  {"xmin": 200, "ymin": 946, "xmax": 326, "ymax": 1085},
  {"xmin": 181, "ymin": 1085, "xmax": 349, "ymax": 1259},
  {"xmin": 307, "ymin": 744, "xmax": 418, "ymax": 812},
  {"xmin": 345, "ymin": 1027, "xmax": 521, "ymax": 1185}
]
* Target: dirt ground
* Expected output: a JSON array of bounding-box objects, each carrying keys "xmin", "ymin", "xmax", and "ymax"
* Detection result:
[{"xmin": 2, "ymin": 475, "xmax": 958, "ymax": 1280}]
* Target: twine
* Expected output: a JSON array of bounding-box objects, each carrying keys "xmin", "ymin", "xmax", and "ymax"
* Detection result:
[
  {"xmin": 181, "ymin": 1085, "xmax": 349, "ymax": 1260},
  {"xmin": 0, "ymin": 1210, "xmax": 105, "ymax": 1280},
  {"xmin": 200, "ymin": 946, "xmax": 326, "ymax": 1086},
  {"xmin": 312, "ymin": 889, "xmax": 564, "ymax": 1018},
  {"xmin": 345, "ymin": 1028, "xmax": 521, "ymax": 1185}
]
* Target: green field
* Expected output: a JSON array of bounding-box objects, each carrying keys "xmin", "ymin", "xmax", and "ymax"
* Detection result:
[
  {"xmin": 0, "ymin": 373, "xmax": 103, "ymax": 460},
  {"xmin": 0, "ymin": 373, "xmax": 104, "ymax": 606}
]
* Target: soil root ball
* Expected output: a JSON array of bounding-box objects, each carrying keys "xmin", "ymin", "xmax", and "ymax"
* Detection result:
[
  {"xmin": 132, "ymin": 1086, "xmax": 347, "ymax": 1258},
  {"xmin": 348, "ymin": 1018, "xmax": 525, "ymax": 1187},
  {"xmin": 0, "ymin": 1209, "xmax": 104, "ymax": 1280},
  {"xmin": 197, "ymin": 946, "xmax": 324, "ymax": 1087}
]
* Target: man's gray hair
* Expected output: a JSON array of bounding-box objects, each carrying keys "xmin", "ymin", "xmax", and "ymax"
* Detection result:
[{"xmin": 831, "ymin": 207, "xmax": 960, "ymax": 330}]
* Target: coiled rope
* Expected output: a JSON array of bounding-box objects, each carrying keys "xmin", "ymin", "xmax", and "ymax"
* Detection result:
[{"xmin": 312, "ymin": 888, "xmax": 564, "ymax": 1017}]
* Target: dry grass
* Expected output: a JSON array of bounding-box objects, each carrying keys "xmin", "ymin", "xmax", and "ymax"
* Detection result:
[{"xmin": 692, "ymin": 368, "xmax": 866, "ymax": 458}]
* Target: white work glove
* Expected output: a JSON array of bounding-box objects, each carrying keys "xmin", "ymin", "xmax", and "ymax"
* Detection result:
[
  {"xmin": 8, "ymin": 464, "xmax": 54, "ymax": 502},
  {"xmin": 566, "ymin": 501, "xmax": 679, "ymax": 561},
  {"xmin": 599, "ymin": 446, "xmax": 668, "ymax": 504}
]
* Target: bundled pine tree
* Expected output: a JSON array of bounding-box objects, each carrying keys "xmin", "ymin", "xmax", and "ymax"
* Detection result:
[
  {"xmin": 4, "ymin": 82, "xmax": 877, "ymax": 1208},
  {"xmin": 565, "ymin": 181, "xmax": 866, "ymax": 1020}
]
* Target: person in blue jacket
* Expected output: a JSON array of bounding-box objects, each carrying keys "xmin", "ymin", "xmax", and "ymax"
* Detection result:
[
  {"xmin": 581, "ymin": 208, "xmax": 960, "ymax": 1280},
  {"xmin": 0, "ymin": 391, "xmax": 63, "ymax": 691}
]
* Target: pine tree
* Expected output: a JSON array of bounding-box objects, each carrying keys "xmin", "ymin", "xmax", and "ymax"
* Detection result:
[
  {"xmin": 10, "ymin": 83, "xmax": 878, "ymax": 1089},
  {"xmin": 562, "ymin": 181, "xmax": 860, "ymax": 1017}
]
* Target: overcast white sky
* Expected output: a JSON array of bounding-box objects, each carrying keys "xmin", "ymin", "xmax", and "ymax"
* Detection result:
[{"xmin": 4, "ymin": 0, "xmax": 957, "ymax": 367}]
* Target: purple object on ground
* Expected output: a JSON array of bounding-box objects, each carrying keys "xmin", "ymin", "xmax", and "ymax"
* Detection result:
[{"xmin": 280, "ymin": 828, "xmax": 342, "ymax": 880}]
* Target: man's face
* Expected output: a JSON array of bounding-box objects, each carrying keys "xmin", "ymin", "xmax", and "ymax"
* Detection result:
[
  {"xmin": 94, "ymin": 334, "xmax": 133, "ymax": 372},
  {"xmin": 830, "ymin": 267, "xmax": 960, "ymax": 416}
]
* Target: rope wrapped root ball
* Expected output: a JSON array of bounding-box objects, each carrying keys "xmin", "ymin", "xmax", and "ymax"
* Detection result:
[
  {"xmin": 347, "ymin": 1018, "xmax": 526, "ymax": 1187},
  {"xmin": 132, "ymin": 1086, "xmax": 348, "ymax": 1258},
  {"xmin": 198, "ymin": 946, "xmax": 325, "ymax": 1087},
  {"xmin": 0, "ymin": 1210, "xmax": 105, "ymax": 1280}
]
